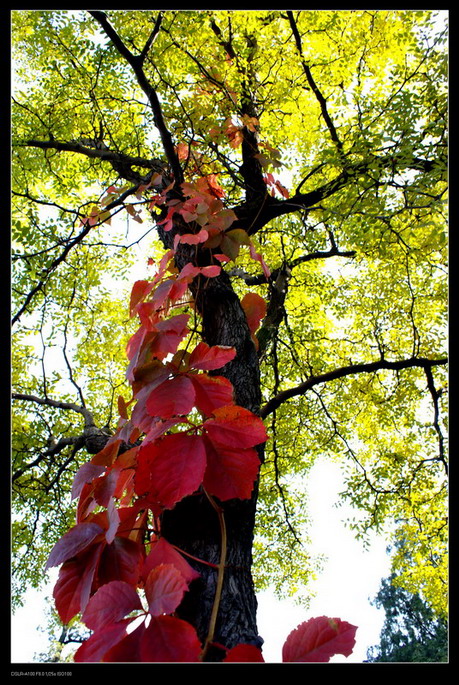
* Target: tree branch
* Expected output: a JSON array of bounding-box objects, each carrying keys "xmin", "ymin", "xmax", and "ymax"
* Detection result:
[
  {"xmin": 233, "ymin": 151, "xmax": 444, "ymax": 234},
  {"xmin": 12, "ymin": 169, "xmax": 156, "ymax": 325},
  {"xmin": 260, "ymin": 356, "xmax": 448, "ymax": 419},
  {"xmin": 233, "ymin": 244, "xmax": 356, "ymax": 286},
  {"xmin": 12, "ymin": 392, "xmax": 95, "ymax": 428},
  {"xmin": 139, "ymin": 12, "xmax": 163, "ymax": 63},
  {"xmin": 287, "ymin": 10, "xmax": 344, "ymax": 157},
  {"xmin": 21, "ymin": 138, "xmax": 165, "ymax": 182},
  {"xmin": 12, "ymin": 435, "xmax": 85, "ymax": 483},
  {"xmin": 88, "ymin": 10, "xmax": 183, "ymax": 184}
]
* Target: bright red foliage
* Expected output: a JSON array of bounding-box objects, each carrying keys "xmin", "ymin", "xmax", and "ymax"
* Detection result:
[
  {"xmin": 47, "ymin": 170, "xmax": 357, "ymax": 664},
  {"xmin": 282, "ymin": 617, "xmax": 358, "ymax": 662}
]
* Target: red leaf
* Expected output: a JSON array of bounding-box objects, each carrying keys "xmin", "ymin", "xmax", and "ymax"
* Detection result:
[
  {"xmin": 203, "ymin": 440, "xmax": 260, "ymax": 501},
  {"xmin": 224, "ymin": 644, "xmax": 265, "ymax": 662},
  {"xmin": 53, "ymin": 543, "xmax": 103, "ymax": 623},
  {"xmin": 74, "ymin": 618, "xmax": 135, "ymax": 662},
  {"xmin": 71, "ymin": 463, "xmax": 105, "ymax": 500},
  {"xmin": 249, "ymin": 241, "xmax": 270, "ymax": 279},
  {"xmin": 149, "ymin": 313, "xmax": 190, "ymax": 360},
  {"xmin": 241, "ymin": 292, "xmax": 267, "ymax": 335},
  {"xmin": 129, "ymin": 280, "xmax": 154, "ymax": 318},
  {"xmin": 93, "ymin": 468, "xmax": 121, "ymax": 508},
  {"xmin": 282, "ymin": 616, "xmax": 358, "ymax": 662},
  {"xmin": 46, "ymin": 522, "xmax": 104, "ymax": 570},
  {"xmin": 204, "ymin": 405, "xmax": 268, "ymax": 450},
  {"xmin": 145, "ymin": 374, "xmax": 195, "ymax": 419},
  {"xmin": 145, "ymin": 563, "xmax": 188, "ymax": 616},
  {"xmin": 105, "ymin": 498, "xmax": 120, "ymax": 545},
  {"xmin": 157, "ymin": 206, "xmax": 176, "ymax": 231},
  {"xmin": 82, "ymin": 581, "xmax": 143, "ymax": 632},
  {"xmin": 148, "ymin": 279, "xmax": 174, "ymax": 310},
  {"xmin": 142, "ymin": 537, "xmax": 200, "ymax": 585},
  {"xmin": 96, "ymin": 536, "xmax": 143, "ymax": 589},
  {"xmin": 189, "ymin": 342, "xmax": 236, "ymax": 371},
  {"xmin": 103, "ymin": 621, "xmax": 146, "ymax": 662},
  {"xmin": 135, "ymin": 434, "xmax": 207, "ymax": 509},
  {"xmin": 77, "ymin": 481, "xmax": 98, "ymax": 523},
  {"xmin": 175, "ymin": 228, "xmax": 209, "ymax": 245},
  {"xmin": 126, "ymin": 327, "xmax": 153, "ymax": 380},
  {"xmin": 200, "ymin": 264, "xmax": 221, "ymax": 278},
  {"xmin": 140, "ymin": 615, "xmax": 201, "ymax": 662},
  {"xmin": 190, "ymin": 373, "xmax": 234, "ymax": 416}
]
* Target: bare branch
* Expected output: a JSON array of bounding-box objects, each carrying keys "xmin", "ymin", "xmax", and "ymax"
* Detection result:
[
  {"xmin": 20, "ymin": 138, "xmax": 160, "ymax": 171},
  {"xmin": 234, "ymin": 244, "xmax": 356, "ymax": 286}
]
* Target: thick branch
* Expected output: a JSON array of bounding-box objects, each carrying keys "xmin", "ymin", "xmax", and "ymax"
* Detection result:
[
  {"xmin": 21, "ymin": 138, "xmax": 161, "ymax": 172},
  {"xmin": 233, "ymin": 152, "xmax": 444, "ymax": 234},
  {"xmin": 260, "ymin": 356, "xmax": 448, "ymax": 419},
  {"xmin": 424, "ymin": 365, "xmax": 447, "ymax": 474}
]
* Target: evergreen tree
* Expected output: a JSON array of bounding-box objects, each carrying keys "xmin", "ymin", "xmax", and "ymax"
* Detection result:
[{"xmin": 367, "ymin": 574, "xmax": 448, "ymax": 662}]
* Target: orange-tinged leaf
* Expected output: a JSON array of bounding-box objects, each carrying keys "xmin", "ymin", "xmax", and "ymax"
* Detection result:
[
  {"xmin": 282, "ymin": 616, "xmax": 357, "ymax": 662},
  {"xmin": 175, "ymin": 142, "xmax": 189, "ymax": 161},
  {"xmin": 189, "ymin": 342, "xmax": 236, "ymax": 371},
  {"xmin": 117, "ymin": 394, "xmax": 129, "ymax": 419},
  {"xmin": 204, "ymin": 405, "xmax": 268, "ymax": 450},
  {"xmin": 241, "ymin": 292, "xmax": 267, "ymax": 334}
]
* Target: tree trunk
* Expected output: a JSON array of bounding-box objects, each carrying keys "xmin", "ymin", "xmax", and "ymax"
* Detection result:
[{"xmin": 160, "ymin": 244, "xmax": 264, "ymax": 660}]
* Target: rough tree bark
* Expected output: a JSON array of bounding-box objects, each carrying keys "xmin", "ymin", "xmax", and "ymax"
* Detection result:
[{"xmin": 157, "ymin": 224, "xmax": 264, "ymax": 659}]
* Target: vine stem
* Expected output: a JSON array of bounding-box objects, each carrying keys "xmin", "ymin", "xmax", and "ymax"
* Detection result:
[{"xmin": 201, "ymin": 488, "xmax": 227, "ymax": 660}]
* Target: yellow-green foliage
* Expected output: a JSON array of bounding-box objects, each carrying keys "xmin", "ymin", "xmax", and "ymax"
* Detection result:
[{"xmin": 12, "ymin": 9, "xmax": 447, "ymax": 615}]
